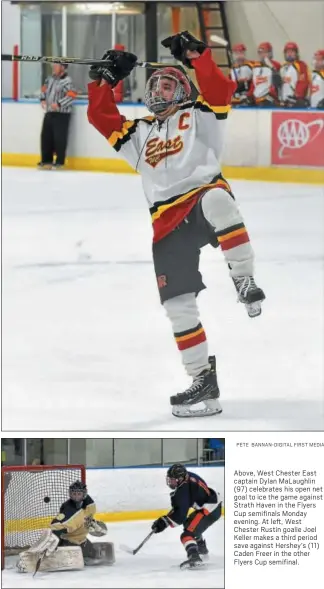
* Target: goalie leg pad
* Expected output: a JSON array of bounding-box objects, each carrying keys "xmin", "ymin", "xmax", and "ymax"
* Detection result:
[
  {"xmin": 26, "ymin": 529, "xmax": 59, "ymax": 555},
  {"xmin": 83, "ymin": 542, "xmax": 115, "ymax": 566},
  {"xmin": 17, "ymin": 546, "xmax": 84, "ymax": 573}
]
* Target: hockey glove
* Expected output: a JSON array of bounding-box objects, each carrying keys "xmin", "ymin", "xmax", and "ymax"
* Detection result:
[
  {"xmin": 283, "ymin": 95, "xmax": 309, "ymax": 108},
  {"xmin": 161, "ymin": 30, "xmax": 206, "ymax": 69},
  {"xmin": 317, "ymin": 97, "xmax": 324, "ymax": 109},
  {"xmin": 235, "ymin": 80, "xmax": 249, "ymax": 94},
  {"xmin": 284, "ymin": 95, "xmax": 297, "ymax": 107},
  {"xmin": 89, "ymin": 50, "xmax": 138, "ymax": 87},
  {"xmin": 87, "ymin": 518, "xmax": 108, "ymax": 537},
  {"xmin": 152, "ymin": 516, "xmax": 170, "ymax": 534}
]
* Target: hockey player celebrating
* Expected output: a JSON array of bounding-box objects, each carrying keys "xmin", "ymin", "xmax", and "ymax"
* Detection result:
[
  {"xmin": 17, "ymin": 480, "xmax": 114, "ymax": 573},
  {"xmin": 250, "ymin": 42, "xmax": 281, "ymax": 106},
  {"xmin": 151, "ymin": 464, "xmax": 222, "ymax": 569},
  {"xmin": 310, "ymin": 50, "xmax": 324, "ymax": 109},
  {"xmin": 280, "ymin": 42, "xmax": 309, "ymax": 107},
  {"xmin": 87, "ymin": 30, "xmax": 265, "ymax": 419}
]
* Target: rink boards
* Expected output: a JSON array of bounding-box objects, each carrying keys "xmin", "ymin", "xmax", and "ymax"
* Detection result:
[{"xmin": 2, "ymin": 101, "xmax": 324, "ymax": 184}]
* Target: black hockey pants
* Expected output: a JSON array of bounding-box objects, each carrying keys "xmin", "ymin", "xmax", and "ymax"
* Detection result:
[
  {"xmin": 40, "ymin": 112, "xmax": 71, "ymax": 165},
  {"xmin": 180, "ymin": 502, "xmax": 222, "ymax": 545}
]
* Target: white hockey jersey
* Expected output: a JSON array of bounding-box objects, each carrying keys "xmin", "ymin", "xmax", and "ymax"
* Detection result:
[
  {"xmin": 251, "ymin": 60, "xmax": 281, "ymax": 102},
  {"xmin": 230, "ymin": 62, "xmax": 253, "ymax": 103},
  {"xmin": 310, "ymin": 70, "xmax": 324, "ymax": 107},
  {"xmin": 88, "ymin": 49, "xmax": 236, "ymax": 242},
  {"xmin": 280, "ymin": 60, "xmax": 309, "ymax": 101}
]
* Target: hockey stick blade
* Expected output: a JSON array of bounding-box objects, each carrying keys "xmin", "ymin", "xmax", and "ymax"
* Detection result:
[
  {"xmin": 120, "ymin": 531, "xmax": 154, "ymax": 556},
  {"xmin": 210, "ymin": 34, "xmax": 228, "ymax": 47},
  {"xmin": 120, "ymin": 544, "xmax": 136, "ymax": 555},
  {"xmin": 1, "ymin": 53, "xmax": 174, "ymax": 69},
  {"xmin": 33, "ymin": 550, "xmax": 46, "ymax": 577}
]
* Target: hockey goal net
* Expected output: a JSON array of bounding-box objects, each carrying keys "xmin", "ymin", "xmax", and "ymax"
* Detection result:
[{"xmin": 1, "ymin": 464, "xmax": 86, "ymax": 569}]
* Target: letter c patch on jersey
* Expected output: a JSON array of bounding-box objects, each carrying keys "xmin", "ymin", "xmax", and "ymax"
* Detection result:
[{"xmin": 178, "ymin": 112, "xmax": 190, "ymax": 130}]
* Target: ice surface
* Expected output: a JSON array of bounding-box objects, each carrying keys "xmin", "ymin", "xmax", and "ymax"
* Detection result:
[
  {"xmin": 2, "ymin": 519, "xmax": 224, "ymax": 588},
  {"xmin": 2, "ymin": 168, "xmax": 324, "ymax": 430}
]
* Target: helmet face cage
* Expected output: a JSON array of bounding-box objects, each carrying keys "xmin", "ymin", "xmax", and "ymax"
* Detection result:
[
  {"xmin": 166, "ymin": 464, "xmax": 188, "ymax": 489},
  {"xmin": 314, "ymin": 50, "xmax": 324, "ymax": 69},
  {"xmin": 232, "ymin": 44, "xmax": 246, "ymax": 65},
  {"xmin": 258, "ymin": 43, "xmax": 273, "ymax": 60},
  {"xmin": 69, "ymin": 480, "xmax": 87, "ymax": 505},
  {"xmin": 144, "ymin": 70, "xmax": 190, "ymax": 114},
  {"xmin": 284, "ymin": 42, "xmax": 299, "ymax": 62}
]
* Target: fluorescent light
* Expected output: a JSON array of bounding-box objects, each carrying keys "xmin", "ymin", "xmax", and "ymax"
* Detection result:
[{"xmin": 72, "ymin": 3, "xmax": 142, "ymax": 14}]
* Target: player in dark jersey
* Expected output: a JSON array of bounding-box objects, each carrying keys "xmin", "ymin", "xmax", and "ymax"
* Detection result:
[
  {"xmin": 17, "ymin": 481, "xmax": 113, "ymax": 573},
  {"xmin": 151, "ymin": 464, "xmax": 222, "ymax": 569},
  {"xmin": 50, "ymin": 480, "xmax": 96, "ymax": 551}
]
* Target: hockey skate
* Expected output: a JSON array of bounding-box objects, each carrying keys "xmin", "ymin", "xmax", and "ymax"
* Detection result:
[
  {"xmin": 180, "ymin": 552, "xmax": 204, "ymax": 570},
  {"xmin": 196, "ymin": 537, "xmax": 209, "ymax": 556},
  {"xmin": 170, "ymin": 356, "xmax": 222, "ymax": 418},
  {"xmin": 232, "ymin": 276, "xmax": 265, "ymax": 318}
]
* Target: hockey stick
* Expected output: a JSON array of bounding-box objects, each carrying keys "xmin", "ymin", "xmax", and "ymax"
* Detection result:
[
  {"xmin": 120, "ymin": 531, "xmax": 154, "ymax": 556},
  {"xmin": 210, "ymin": 34, "xmax": 239, "ymax": 85},
  {"xmin": 210, "ymin": 34, "xmax": 228, "ymax": 48},
  {"xmin": 1, "ymin": 51, "xmax": 199, "ymax": 101},
  {"xmin": 33, "ymin": 550, "xmax": 46, "ymax": 577},
  {"xmin": 1, "ymin": 53, "xmax": 173, "ymax": 69}
]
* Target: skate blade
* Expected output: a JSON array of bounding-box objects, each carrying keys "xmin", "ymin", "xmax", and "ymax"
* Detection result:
[
  {"xmin": 180, "ymin": 560, "xmax": 205, "ymax": 570},
  {"xmin": 245, "ymin": 301, "xmax": 262, "ymax": 318},
  {"xmin": 172, "ymin": 399, "xmax": 222, "ymax": 418}
]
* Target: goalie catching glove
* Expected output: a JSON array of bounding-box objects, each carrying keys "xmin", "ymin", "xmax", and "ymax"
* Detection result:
[
  {"xmin": 161, "ymin": 30, "xmax": 207, "ymax": 68},
  {"xmin": 89, "ymin": 50, "xmax": 137, "ymax": 87},
  {"xmin": 85, "ymin": 517, "xmax": 108, "ymax": 537}
]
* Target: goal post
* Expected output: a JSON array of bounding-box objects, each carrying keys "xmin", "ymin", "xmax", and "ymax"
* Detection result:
[{"xmin": 1, "ymin": 464, "xmax": 86, "ymax": 570}]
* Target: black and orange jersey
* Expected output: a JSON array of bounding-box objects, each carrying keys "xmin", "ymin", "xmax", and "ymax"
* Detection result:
[{"xmin": 166, "ymin": 471, "xmax": 219, "ymax": 526}]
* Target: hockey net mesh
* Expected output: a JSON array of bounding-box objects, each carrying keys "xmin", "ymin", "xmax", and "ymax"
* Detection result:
[{"xmin": 2, "ymin": 465, "xmax": 85, "ymax": 567}]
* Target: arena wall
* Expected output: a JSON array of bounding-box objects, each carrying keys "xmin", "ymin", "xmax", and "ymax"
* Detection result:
[
  {"xmin": 87, "ymin": 466, "xmax": 224, "ymax": 521},
  {"xmin": 2, "ymin": 101, "xmax": 323, "ymax": 184}
]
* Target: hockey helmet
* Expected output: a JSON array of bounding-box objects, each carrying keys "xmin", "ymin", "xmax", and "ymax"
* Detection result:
[
  {"xmin": 69, "ymin": 480, "xmax": 87, "ymax": 506},
  {"xmin": 232, "ymin": 43, "xmax": 247, "ymax": 53},
  {"xmin": 313, "ymin": 49, "xmax": 324, "ymax": 69},
  {"xmin": 144, "ymin": 67, "xmax": 191, "ymax": 115},
  {"xmin": 257, "ymin": 42, "xmax": 273, "ymax": 59},
  {"xmin": 166, "ymin": 463, "xmax": 188, "ymax": 489},
  {"xmin": 284, "ymin": 41, "xmax": 299, "ymax": 61},
  {"xmin": 232, "ymin": 43, "xmax": 247, "ymax": 65}
]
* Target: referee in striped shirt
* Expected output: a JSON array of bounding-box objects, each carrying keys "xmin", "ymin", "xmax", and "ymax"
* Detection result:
[{"xmin": 38, "ymin": 64, "xmax": 77, "ymax": 169}]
